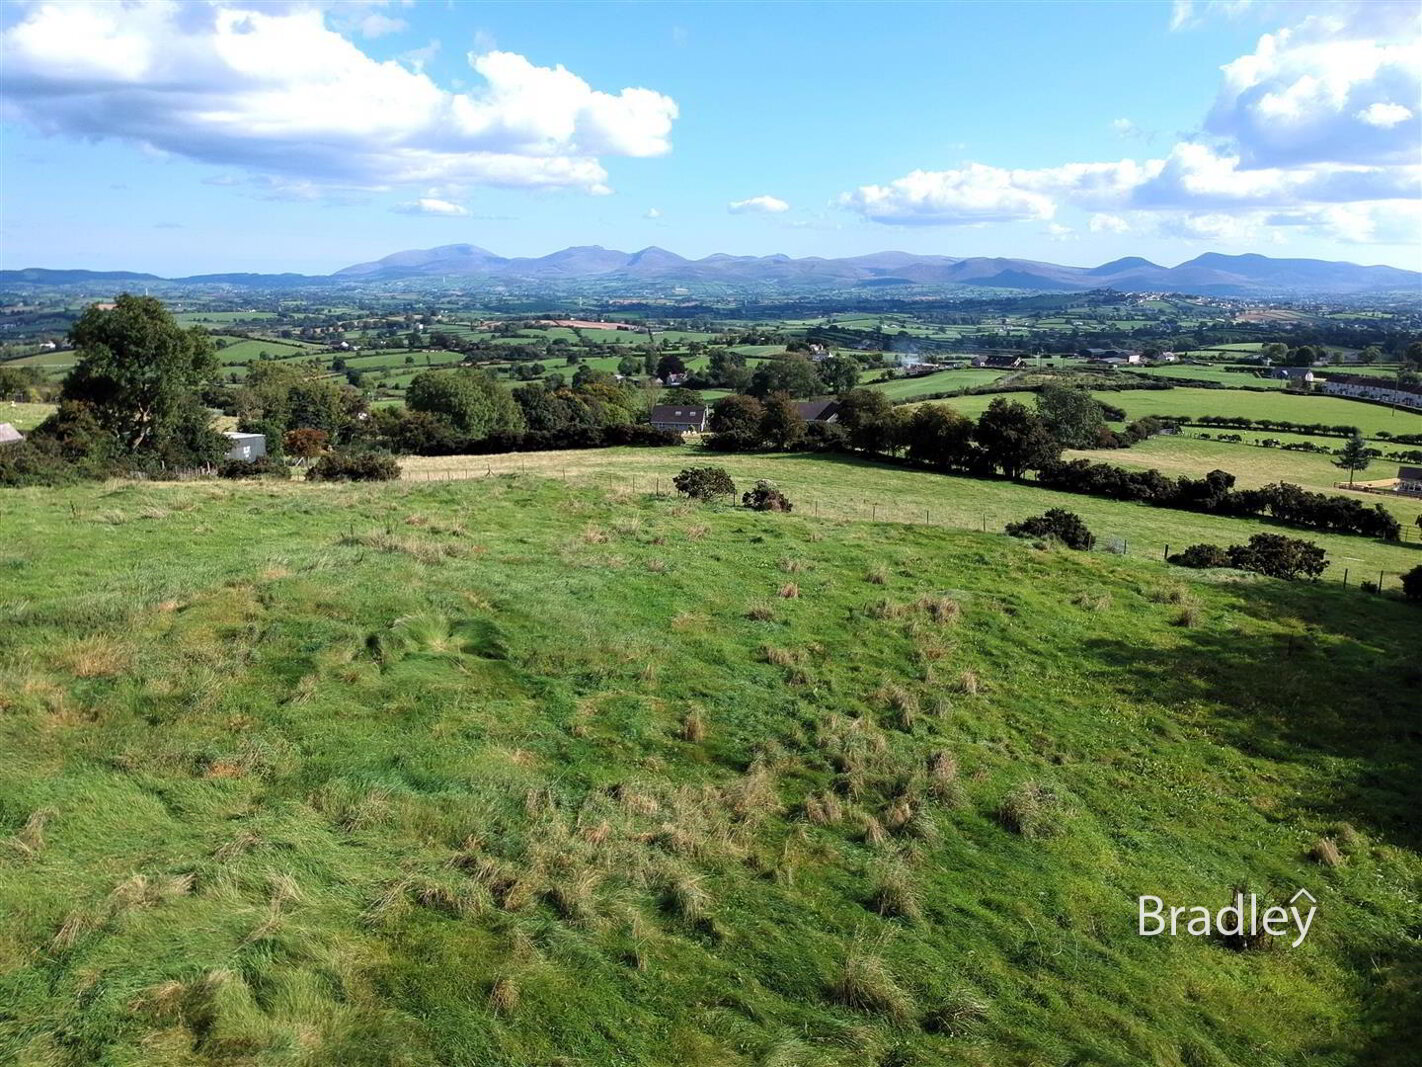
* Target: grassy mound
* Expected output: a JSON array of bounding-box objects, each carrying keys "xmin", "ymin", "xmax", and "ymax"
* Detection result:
[{"xmin": 1, "ymin": 477, "xmax": 1419, "ymax": 1066}]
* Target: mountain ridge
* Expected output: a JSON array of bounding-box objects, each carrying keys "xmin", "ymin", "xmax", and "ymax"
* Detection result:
[{"xmin": 3, "ymin": 248, "xmax": 1418, "ymax": 296}]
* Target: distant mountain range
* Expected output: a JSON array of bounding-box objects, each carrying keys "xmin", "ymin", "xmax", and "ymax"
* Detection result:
[{"xmin": 4, "ymin": 247, "xmax": 1418, "ymax": 296}]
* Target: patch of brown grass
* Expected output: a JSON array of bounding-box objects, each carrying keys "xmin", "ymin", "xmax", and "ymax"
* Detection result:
[{"xmin": 777, "ymin": 583, "xmax": 800, "ymax": 599}]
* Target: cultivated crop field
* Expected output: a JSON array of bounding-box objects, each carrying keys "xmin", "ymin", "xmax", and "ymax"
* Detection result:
[{"xmin": 2, "ymin": 475, "xmax": 1418, "ymax": 1066}]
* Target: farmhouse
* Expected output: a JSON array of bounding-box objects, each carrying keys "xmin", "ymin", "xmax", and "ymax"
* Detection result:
[
  {"xmin": 1319, "ymin": 375, "xmax": 1422, "ymax": 411},
  {"xmin": 1398, "ymin": 466, "xmax": 1422, "ymax": 497},
  {"xmin": 1268, "ymin": 367, "xmax": 1315, "ymax": 383},
  {"xmin": 222, "ymin": 431, "xmax": 267, "ymax": 462},
  {"xmin": 650, "ymin": 405, "xmax": 708, "ymax": 433},
  {"xmin": 795, "ymin": 400, "xmax": 841, "ymax": 424},
  {"xmin": 0, "ymin": 423, "xmax": 24, "ymax": 446},
  {"xmin": 972, "ymin": 355, "xmax": 1024, "ymax": 370}
]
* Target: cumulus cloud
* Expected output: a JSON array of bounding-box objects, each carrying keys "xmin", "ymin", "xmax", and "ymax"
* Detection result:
[
  {"xmin": 357, "ymin": 12, "xmax": 406, "ymax": 39},
  {"xmin": 1205, "ymin": 15, "xmax": 1421, "ymax": 166},
  {"xmin": 644, "ymin": 207, "xmax": 662, "ymax": 218},
  {"xmin": 839, "ymin": 4, "xmax": 1419, "ymax": 246},
  {"xmin": 393, "ymin": 197, "xmax": 469, "ymax": 216},
  {"xmin": 1089, "ymin": 213, "xmax": 1132, "ymax": 234},
  {"xmin": 0, "ymin": 1, "xmax": 678, "ymax": 196},
  {"xmin": 838, "ymin": 165, "xmax": 1054, "ymax": 225},
  {"xmin": 728, "ymin": 195, "xmax": 790, "ymax": 214}
]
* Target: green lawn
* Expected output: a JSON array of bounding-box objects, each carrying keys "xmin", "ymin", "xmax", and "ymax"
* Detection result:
[
  {"xmin": 865, "ymin": 368, "xmax": 1006, "ymax": 401},
  {"xmin": 2, "ymin": 474, "xmax": 1418, "ymax": 1065}
]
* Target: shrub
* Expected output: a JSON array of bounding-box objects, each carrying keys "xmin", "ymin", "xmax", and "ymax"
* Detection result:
[
  {"xmin": 743, "ymin": 480, "xmax": 793, "ymax": 512},
  {"xmin": 1005, "ymin": 508, "xmax": 1095, "ymax": 550},
  {"xmin": 1168, "ymin": 543, "xmax": 1232, "ymax": 569},
  {"xmin": 306, "ymin": 451, "xmax": 400, "ymax": 482},
  {"xmin": 217, "ymin": 456, "xmax": 287, "ymax": 480},
  {"xmin": 673, "ymin": 466, "xmax": 735, "ymax": 500},
  {"xmin": 1402, "ymin": 564, "xmax": 1422, "ymax": 602},
  {"xmin": 1226, "ymin": 533, "xmax": 1328, "ymax": 581}
]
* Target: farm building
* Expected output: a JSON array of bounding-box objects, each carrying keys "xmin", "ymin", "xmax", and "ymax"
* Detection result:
[
  {"xmin": 1269, "ymin": 367, "xmax": 1315, "ymax": 383},
  {"xmin": 650, "ymin": 405, "xmax": 708, "ymax": 433},
  {"xmin": 0, "ymin": 423, "xmax": 24, "ymax": 446},
  {"xmin": 223, "ymin": 431, "xmax": 267, "ymax": 462},
  {"xmin": 1398, "ymin": 466, "xmax": 1422, "ymax": 497},
  {"xmin": 795, "ymin": 400, "xmax": 841, "ymax": 423},
  {"xmin": 971, "ymin": 355, "xmax": 1024, "ymax": 370},
  {"xmin": 1320, "ymin": 375, "xmax": 1422, "ymax": 411}
]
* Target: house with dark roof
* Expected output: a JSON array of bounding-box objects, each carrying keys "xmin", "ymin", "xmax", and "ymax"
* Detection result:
[
  {"xmin": 794, "ymin": 400, "xmax": 841, "ymax": 424},
  {"xmin": 971, "ymin": 355, "xmax": 1024, "ymax": 370},
  {"xmin": 1268, "ymin": 367, "xmax": 1315, "ymax": 383},
  {"xmin": 650, "ymin": 405, "xmax": 708, "ymax": 433},
  {"xmin": 1398, "ymin": 466, "xmax": 1422, "ymax": 497}
]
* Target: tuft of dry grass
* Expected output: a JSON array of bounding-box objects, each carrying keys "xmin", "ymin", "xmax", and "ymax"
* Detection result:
[
  {"xmin": 1072, "ymin": 591, "xmax": 1113, "ymax": 612},
  {"xmin": 663, "ymin": 869, "xmax": 710, "ymax": 922},
  {"xmin": 998, "ymin": 781, "xmax": 1068, "ymax": 839},
  {"xmin": 828, "ymin": 947, "xmax": 914, "ymax": 1022},
  {"xmin": 777, "ymin": 583, "xmax": 800, "ymax": 599},
  {"xmin": 1309, "ymin": 836, "xmax": 1344, "ymax": 866},
  {"xmin": 804, "ymin": 791, "xmax": 844, "ymax": 826},
  {"xmin": 646, "ymin": 557, "xmax": 668, "ymax": 574},
  {"xmin": 869, "ymin": 862, "xmax": 922, "ymax": 922},
  {"xmin": 58, "ymin": 636, "xmax": 129, "ymax": 679},
  {"xmin": 923, "ymin": 987, "xmax": 992, "ymax": 1036},
  {"xmin": 779, "ymin": 558, "xmax": 810, "ymax": 574},
  {"xmin": 763, "ymin": 645, "xmax": 802, "ymax": 668},
  {"xmin": 684, "ymin": 524, "xmax": 709, "ymax": 542},
  {"xmin": 916, "ymin": 594, "xmax": 960, "ymax": 624},
  {"xmin": 3, "ymin": 807, "xmax": 56, "ymax": 859},
  {"xmin": 1173, "ymin": 602, "xmax": 1202, "ymax": 628},
  {"xmin": 489, "ymin": 975, "xmax": 520, "ymax": 1016},
  {"xmin": 581, "ymin": 525, "xmax": 609, "ymax": 544},
  {"xmin": 865, "ymin": 564, "xmax": 888, "ymax": 585},
  {"xmin": 680, "ymin": 710, "xmax": 707, "ymax": 743},
  {"xmin": 745, "ymin": 601, "xmax": 776, "ymax": 621},
  {"xmin": 955, "ymin": 670, "xmax": 980, "ymax": 695}
]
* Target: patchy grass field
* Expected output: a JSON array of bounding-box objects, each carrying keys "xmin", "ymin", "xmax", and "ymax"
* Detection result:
[
  {"xmin": 399, "ymin": 448, "xmax": 1422, "ymax": 579},
  {"xmin": 1, "ymin": 402, "xmax": 57, "ymax": 432},
  {"xmin": 2, "ymin": 475, "xmax": 1418, "ymax": 1066}
]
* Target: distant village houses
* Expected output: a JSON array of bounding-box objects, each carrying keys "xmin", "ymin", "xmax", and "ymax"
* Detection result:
[
  {"xmin": 1320, "ymin": 375, "xmax": 1422, "ymax": 411},
  {"xmin": 649, "ymin": 405, "xmax": 708, "ymax": 433}
]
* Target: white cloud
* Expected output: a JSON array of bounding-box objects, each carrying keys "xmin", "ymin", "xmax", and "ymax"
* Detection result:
[
  {"xmin": 1206, "ymin": 16, "xmax": 1421, "ymax": 166},
  {"xmin": 838, "ymin": 165, "xmax": 1055, "ymax": 225},
  {"xmin": 0, "ymin": 2, "xmax": 678, "ymax": 196},
  {"xmin": 728, "ymin": 195, "xmax": 790, "ymax": 214},
  {"xmin": 358, "ymin": 13, "xmax": 406, "ymax": 39},
  {"xmin": 1089, "ymin": 213, "xmax": 1132, "ymax": 234},
  {"xmin": 839, "ymin": 5, "xmax": 1419, "ymax": 246},
  {"xmin": 1357, "ymin": 101, "xmax": 1413, "ymax": 127},
  {"xmin": 644, "ymin": 207, "xmax": 662, "ymax": 218},
  {"xmin": 393, "ymin": 197, "xmax": 469, "ymax": 216},
  {"xmin": 1044, "ymin": 223, "xmax": 1075, "ymax": 241}
]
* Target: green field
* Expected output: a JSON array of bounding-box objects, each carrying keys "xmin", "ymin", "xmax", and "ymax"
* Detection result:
[
  {"xmin": 400, "ymin": 447, "xmax": 1422, "ymax": 578},
  {"xmin": 908, "ymin": 387, "xmax": 1422, "ymax": 439},
  {"xmin": 3, "ymin": 473, "xmax": 1418, "ymax": 1065},
  {"xmin": 864, "ymin": 368, "xmax": 1006, "ymax": 401},
  {"xmin": 1, "ymin": 402, "xmax": 57, "ymax": 432}
]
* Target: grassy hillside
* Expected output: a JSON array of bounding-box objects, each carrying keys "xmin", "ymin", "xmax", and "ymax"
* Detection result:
[
  {"xmin": 2, "ymin": 475, "xmax": 1419, "ymax": 1066},
  {"xmin": 401, "ymin": 447, "xmax": 1422, "ymax": 577}
]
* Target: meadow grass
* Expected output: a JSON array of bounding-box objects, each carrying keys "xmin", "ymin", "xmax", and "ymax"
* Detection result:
[
  {"xmin": 1, "ymin": 401, "xmax": 57, "ymax": 431},
  {"xmin": 401, "ymin": 447, "xmax": 1422, "ymax": 578},
  {"xmin": 1, "ymin": 473, "xmax": 1417, "ymax": 1065}
]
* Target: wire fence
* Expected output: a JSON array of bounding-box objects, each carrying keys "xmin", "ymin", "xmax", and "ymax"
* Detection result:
[{"xmin": 400, "ymin": 460, "xmax": 1421, "ymax": 596}]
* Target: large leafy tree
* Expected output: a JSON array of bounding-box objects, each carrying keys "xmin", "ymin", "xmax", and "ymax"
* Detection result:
[
  {"xmin": 1035, "ymin": 384, "xmax": 1106, "ymax": 449},
  {"xmin": 61, "ymin": 294, "xmax": 219, "ymax": 455},
  {"xmin": 906, "ymin": 403, "xmax": 976, "ymax": 470},
  {"xmin": 748, "ymin": 356, "xmax": 823, "ymax": 399},
  {"xmin": 407, "ymin": 368, "xmax": 525, "ymax": 438},
  {"xmin": 817, "ymin": 355, "xmax": 861, "ymax": 395},
  {"xmin": 975, "ymin": 398, "xmax": 1060, "ymax": 479}
]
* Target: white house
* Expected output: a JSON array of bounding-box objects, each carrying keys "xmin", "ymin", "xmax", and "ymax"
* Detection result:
[
  {"xmin": 1320, "ymin": 375, "xmax": 1422, "ymax": 411},
  {"xmin": 223, "ymin": 431, "xmax": 267, "ymax": 462}
]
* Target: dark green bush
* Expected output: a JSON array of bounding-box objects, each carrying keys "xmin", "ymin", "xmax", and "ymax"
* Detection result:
[
  {"xmin": 217, "ymin": 456, "xmax": 288, "ymax": 480},
  {"xmin": 1226, "ymin": 533, "xmax": 1328, "ymax": 581},
  {"xmin": 1399, "ymin": 564, "xmax": 1421, "ymax": 602},
  {"xmin": 742, "ymin": 480, "xmax": 793, "ymax": 512},
  {"xmin": 1005, "ymin": 509, "xmax": 1095, "ymax": 550},
  {"xmin": 673, "ymin": 466, "xmax": 735, "ymax": 500},
  {"xmin": 1168, "ymin": 543, "xmax": 1232, "ymax": 569},
  {"xmin": 306, "ymin": 451, "xmax": 400, "ymax": 482}
]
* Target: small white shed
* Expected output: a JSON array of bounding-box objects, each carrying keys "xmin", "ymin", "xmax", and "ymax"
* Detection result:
[{"xmin": 223, "ymin": 431, "xmax": 267, "ymax": 461}]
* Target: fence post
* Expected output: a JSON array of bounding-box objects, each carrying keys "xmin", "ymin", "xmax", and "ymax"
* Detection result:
[
  {"xmin": 1163, "ymin": 543, "xmax": 1170, "ymax": 560},
  {"xmin": 1379, "ymin": 570, "xmax": 1385, "ymax": 593},
  {"xmin": 1342, "ymin": 568, "xmax": 1349, "ymax": 587}
]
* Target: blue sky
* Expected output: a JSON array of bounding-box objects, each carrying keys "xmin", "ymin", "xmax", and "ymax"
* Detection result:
[{"xmin": 1, "ymin": 0, "xmax": 1418, "ymax": 274}]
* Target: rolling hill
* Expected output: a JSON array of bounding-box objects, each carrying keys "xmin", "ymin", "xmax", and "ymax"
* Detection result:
[{"xmin": 3, "ymin": 249, "xmax": 1417, "ymax": 296}]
